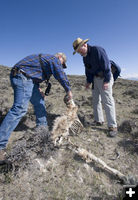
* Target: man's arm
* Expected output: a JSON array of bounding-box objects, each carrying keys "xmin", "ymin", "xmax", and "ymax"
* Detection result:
[
  {"xmin": 50, "ymin": 59, "xmax": 72, "ymax": 98},
  {"xmin": 98, "ymin": 47, "xmax": 111, "ymax": 83},
  {"xmin": 96, "ymin": 47, "xmax": 111, "ymax": 90}
]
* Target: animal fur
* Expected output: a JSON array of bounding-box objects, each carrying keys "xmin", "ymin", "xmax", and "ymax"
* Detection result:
[{"xmin": 51, "ymin": 104, "xmax": 83, "ymax": 145}]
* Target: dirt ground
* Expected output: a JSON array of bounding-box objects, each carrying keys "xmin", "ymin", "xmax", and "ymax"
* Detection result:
[{"xmin": 0, "ymin": 65, "xmax": 138, "ymax": 200}]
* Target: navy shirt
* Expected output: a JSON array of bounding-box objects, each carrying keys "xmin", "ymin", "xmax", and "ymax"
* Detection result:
[
  {"xmin": 13, "ymin": 54, "xmax": 71, "ymax": 92},
  {"xmin": 110, "ymin": 60, "xmax": 121, "ymax": 81},
  {"xmin": 83, "ymin": 45, "xmax": 111, "ymax": 83}
]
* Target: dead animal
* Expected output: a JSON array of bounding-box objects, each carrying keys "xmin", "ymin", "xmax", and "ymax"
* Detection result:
[{"xmin": 51, "ymin": 98, "xmax": 83, "ymax": 146}]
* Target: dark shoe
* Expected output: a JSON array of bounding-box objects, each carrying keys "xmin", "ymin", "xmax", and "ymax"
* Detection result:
[
  {"xmin": 0, "ymin": 149, "xmax": 12, "ymax": 172},
  {"xmin": 108, "ymin": 127, "xmax": 117, "ymax": 137},
  {"xmin": 92, "ymin": 121, "xmax": 104, "ymax": 126},
  {"xmin": 0, "ymin": 149, "xmax": 7, "ymax": 164}
]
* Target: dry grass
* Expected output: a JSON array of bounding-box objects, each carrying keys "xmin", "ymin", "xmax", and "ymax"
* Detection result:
[{"xmin": 0, "ymin": 65, "xmax": 138, "ymax": 200}]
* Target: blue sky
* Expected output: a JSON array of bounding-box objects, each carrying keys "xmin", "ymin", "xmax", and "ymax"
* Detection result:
[{"xmin": 0, "ymin": 0, "xmax": 138, "ymax": 79}]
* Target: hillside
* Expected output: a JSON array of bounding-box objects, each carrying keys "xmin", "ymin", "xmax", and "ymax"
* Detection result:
[{"xmin": 0, "ymin": 65, "xmax": 138, "ymax": 200}]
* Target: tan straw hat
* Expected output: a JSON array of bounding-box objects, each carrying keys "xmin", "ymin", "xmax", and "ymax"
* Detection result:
[{"xmin": 73, "ymin": 37, "xmax": 89, "ymax": 55}]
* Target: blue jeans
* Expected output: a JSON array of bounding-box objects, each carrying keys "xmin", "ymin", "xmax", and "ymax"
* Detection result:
[{"xmin": 0, "ymin": 72, "xmax": 47, "ymax": 150}]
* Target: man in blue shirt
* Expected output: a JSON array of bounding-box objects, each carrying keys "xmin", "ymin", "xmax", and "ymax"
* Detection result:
[
  {"xmin": 0, "ymin": 52, "xmax": 72, "ymax": 163},
  {"xmin": 73, "ymin": 38, "xmax": 117, "ymax": 137}
]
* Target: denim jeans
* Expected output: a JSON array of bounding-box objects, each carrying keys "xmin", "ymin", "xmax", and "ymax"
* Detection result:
[
  {"xmin": 0, "ymin": 72, "xmax": 47, "ymax": 150},
  {"xmin": 92, "ymin": 74, "xmax": 117, "ymax": 128}
]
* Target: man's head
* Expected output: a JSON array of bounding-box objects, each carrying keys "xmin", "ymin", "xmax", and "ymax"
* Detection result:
[
  {"xmin": 73, "ymin": 37, "xmax": 89, "ymax": 56},
  {"xmin": 55, "ymin": 52, "xmax": 67, "ymax": 68}
]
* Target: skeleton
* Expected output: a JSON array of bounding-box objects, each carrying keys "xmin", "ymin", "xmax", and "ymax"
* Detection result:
[{"xmin": 67, "ymin": 139, "xmax": 127, "ymax": 183}]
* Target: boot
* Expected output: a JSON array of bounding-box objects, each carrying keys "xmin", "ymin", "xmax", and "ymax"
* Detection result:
[
  {"xmin": 108, "ymin": 127, "xmax": 117, "ymax": 137},
  {"xmin": 0, "ymin": 149, "xmax": 7, "ymax": 164},
  {"xmin": 92, "ymin": 120, "xmax": 104, "ymax": 126}
]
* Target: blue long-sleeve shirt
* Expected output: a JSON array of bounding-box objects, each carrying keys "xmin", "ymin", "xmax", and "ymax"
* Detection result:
[
  {"xmin": 13, "ymin": 54, "xmax": 71, "ymax": 92},
  {"xmin": 83, "ymin": 45, "xmax": 111, "ymax": 83}
]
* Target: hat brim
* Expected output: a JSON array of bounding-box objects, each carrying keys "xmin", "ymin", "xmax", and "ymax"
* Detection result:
[{"xmin": 73, "ymin": 39, "xmax": 89, "ymax": 55}]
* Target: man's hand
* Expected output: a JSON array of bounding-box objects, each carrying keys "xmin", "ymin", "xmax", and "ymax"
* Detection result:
[
  {"xmin": 67, "ymin": 90, "xmax": 73, "ymax": 100},
  {"xmin": 64, "ymin": 91, "xmax": 73, "ymax": 107},
  {"xmin": 39, "ymin": 88, "xmax": 45, "ymax": 98},
  {"xmin": 85, "ymin": 82, "xmax": 91, "ymax": 90},
  {"xmin": 103, "ymin": 82, "xmax": 109, "ymax": 90}
]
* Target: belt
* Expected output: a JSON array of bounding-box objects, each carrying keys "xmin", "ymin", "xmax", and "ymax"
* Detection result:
[
  {"xmin": 95, "ymin": 71, "xmax": 104, "ymax": 78},
  {"xmin": 11, "ymin": 67, "xmax": 30, "ymax": 78},
  {"xmin": 95, "ymin": 74, "xmax": 103, "ymax": 78}
]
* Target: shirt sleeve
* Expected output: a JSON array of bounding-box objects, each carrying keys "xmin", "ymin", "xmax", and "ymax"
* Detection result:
[
  {"xmin": 85, "ymin": 68, "xmax": 94, "ymax": 84},
  {"xmin": 97, "ymin": 48, "xmax": 111, "ymax": 83},
  {"xmin": 50, "ymin": 59, "xmax": 71, "ymax": 92}
]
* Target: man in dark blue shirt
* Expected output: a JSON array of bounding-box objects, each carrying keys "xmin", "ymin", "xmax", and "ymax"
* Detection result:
[
  {"xmin": 0, "ymin": 52, "xmax": 72, "ymax": 163},
  {"xmin": 73, "ymin": 38, "xmax": 117, "ymax": 137}
]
